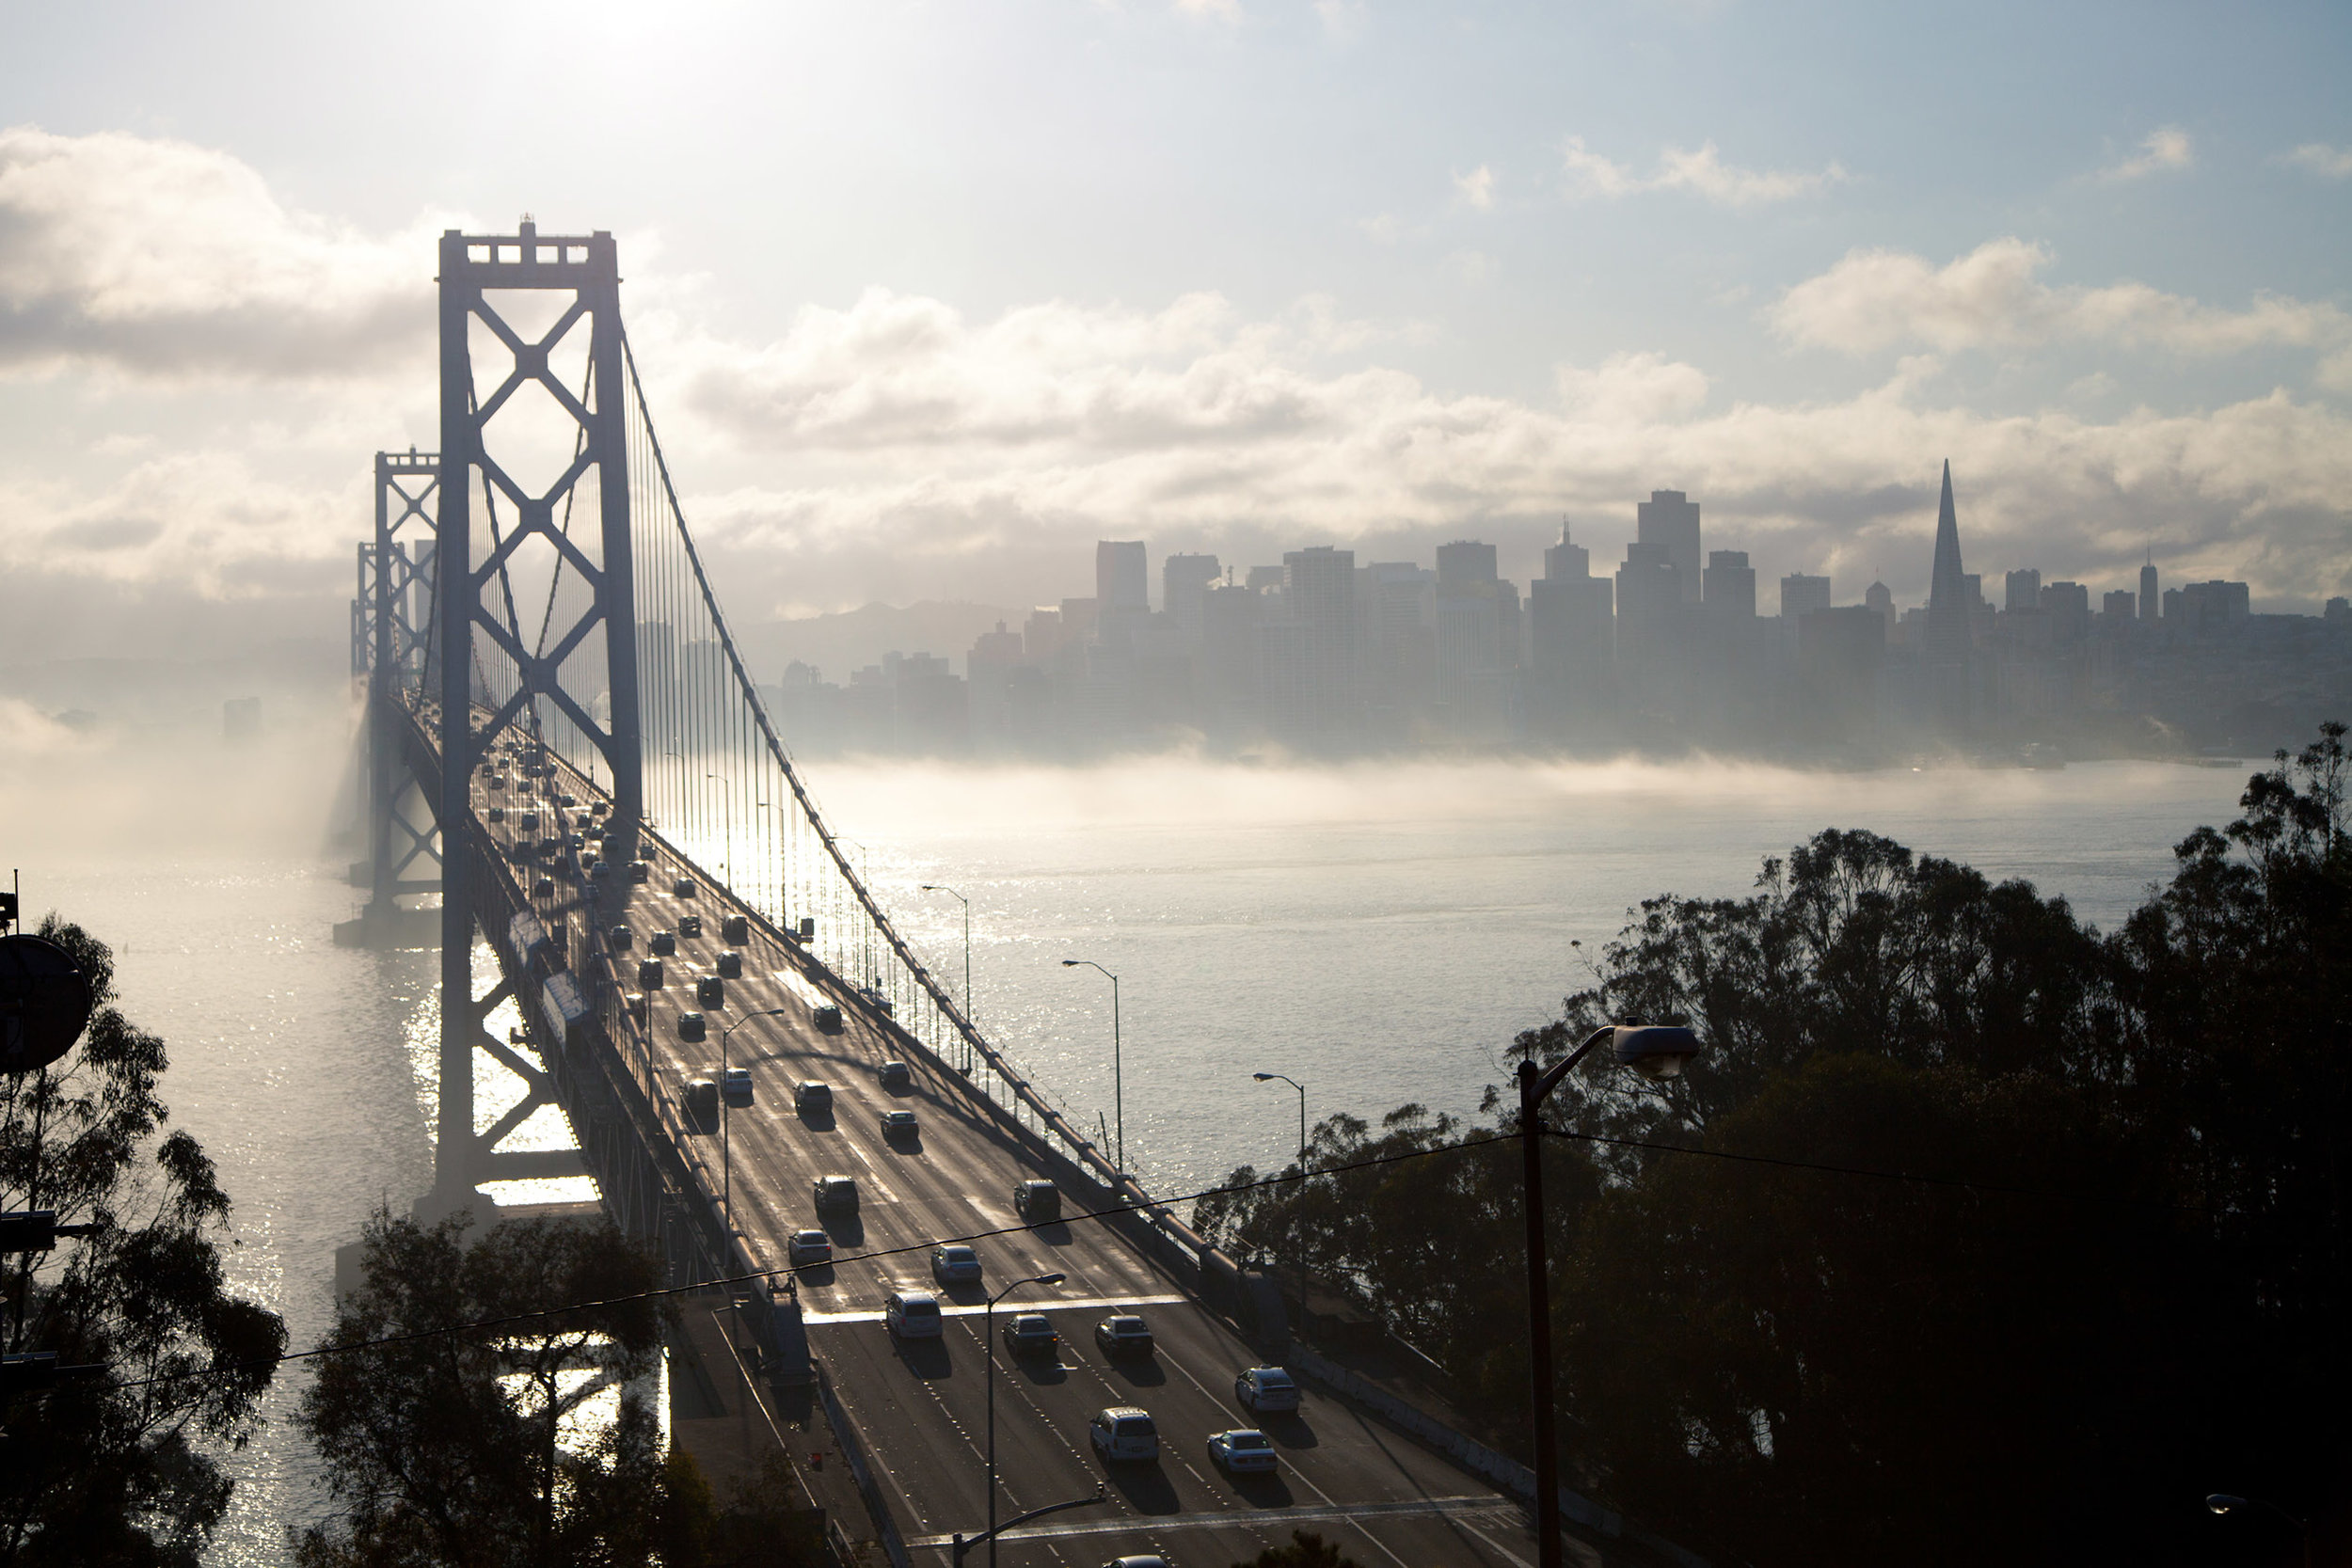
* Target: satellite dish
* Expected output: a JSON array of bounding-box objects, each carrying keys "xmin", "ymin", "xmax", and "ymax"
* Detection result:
[{"xmin": 0, "ymin": 935, "xmax": 94, "ymax": 1075}]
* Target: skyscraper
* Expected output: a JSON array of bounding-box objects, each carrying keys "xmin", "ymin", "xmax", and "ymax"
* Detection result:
[
  {"xmin": 1281, "ymin": 545, "xmax": 1358, "ymax": 735},
  {"xmin": 1637, "ymin": 490, "xmax": 1703, "ymax": 604},
  {"xmin": 1163, "ymin": 553, "xmax": 1220, "ymax": 638},
  {"xmin": 1704, "ymin": 550, "xmax": 1756, "ymax": 621},
  {"xmin": 2140, "ymin": 552, "xmax": 2160, "ymax": 622},
  {"xmin": 1095, "ymin": 539, "xmax": 1149, "ymax": 653},
  {"xmin": 1778, "ymin": 574, "xmax": 1831, "ymax": 621},
  {"xmin": 1924, "ymin": 461, "xmax": 1970, "ymax": 666}
]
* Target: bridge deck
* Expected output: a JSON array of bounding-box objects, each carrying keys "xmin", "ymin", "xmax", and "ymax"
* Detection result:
[{"xmin": 464, "ymin": 751, "xmax": 1562, "ymax": 1568}]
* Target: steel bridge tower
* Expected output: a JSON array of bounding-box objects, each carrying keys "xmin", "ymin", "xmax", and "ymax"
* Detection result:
[{"xmin": 426, "ymin": 222, "xmax": 644, "ymax": 1215}]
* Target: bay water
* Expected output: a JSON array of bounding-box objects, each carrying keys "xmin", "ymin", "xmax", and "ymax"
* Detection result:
[{"xmin": 0, "ymin": 709, "xmax": 2256, "ymax": 1562}]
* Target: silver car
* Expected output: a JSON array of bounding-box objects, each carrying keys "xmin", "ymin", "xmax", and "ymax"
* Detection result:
[{"xmin": 1207, "ymin": 1428, "xmax": 1276, "ymax": 1474}]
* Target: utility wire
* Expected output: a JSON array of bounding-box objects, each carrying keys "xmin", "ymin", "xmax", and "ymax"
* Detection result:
[{"xmin": 1539, "ymin": 1124, "xmax": 2200, "ymax": 1212}]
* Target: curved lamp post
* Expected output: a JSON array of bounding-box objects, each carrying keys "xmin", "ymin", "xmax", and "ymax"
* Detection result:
[
  {"xmin": 921, "ymin": 884, "xmax": 973, "ymax": 1072},
  {"xmin": 2207, "ymin": 1494, "xmax": 2311, "ymax": 1568},
  {"xmin": 985, "ymin": 1272, "xmax": 1065, "ymax": 1567},
  {"xmin": 1059, "ymin": 959, "xmax": 1121, "ymax": 1177},
  {"xmin": 1520, "ymin": 1023, "xmax": 1702, "ymax": 1568},
  {"xmin": 1252, "ymin": 1071, "xmax": 1309, "ymax": 1337},
  {"xmin": 715, "ymin": 1007, "xmax": 792, "ymax": 1235}
]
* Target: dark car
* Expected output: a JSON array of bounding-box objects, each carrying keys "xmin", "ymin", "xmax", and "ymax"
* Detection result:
[
  {"xmin": 794, "ymin": 1081, "xmax": 833, "ymax": 1115},
  {"xmin": 682, "ymin": 1077, "xmax": 718, "ymax": 1124},
  {"xmin": 636, "ymin": 958, "xmax": 664, "ymax": 990},
  {"xmin": 1093, "ymin": 1316, "xmax": 1154, "ymax": 1357},
  {"xmin": 695, "ymin": 975, "xmax": 724, "ymax": 1008},
  {"xmin": 879, "ymin": 1060, "xmax": 912, "ymax": 1090},
  {"xmin": 1002, "ymin": 1313, "xmax": 1058, "ymax": 1356},
  {"xmin": 676, "ymin": 1010, "xmax": 706, "ymax": 1043},
  {"xmin": 722, "ymin": 913, "xmax": 749, "ymax": 944},
  {"xmin": 814, "ymin": 1004, "xmax": 843, "ymax": 1034},
  {"xmin": 812, "ymin": 1174, "xmax": 857, "ymax": 1214},
  {"xmin": 674, "ymin": 877, "xmax": 697, "ymax": 899},
  {"xmin": 715, "ymin": 950, "xmax": 742, "ymax": 979},
  {"xmin": 677, "ymin": 913, "xmax": 703, "ymax": 939},
  {"xmin": 1014, "ymin": 1180, "xmax": 1060, "ymax": 1224},
  {"xmin": 649, "ymin": 930, "xmax": 676, "ymax": 957}
]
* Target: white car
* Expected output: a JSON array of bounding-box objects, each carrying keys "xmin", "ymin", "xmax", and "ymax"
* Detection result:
[
  {"xmin": 1088, "ymin": 1406, "xmax": 1158, "ymax": 1464},
  {"xmin": 1233, "ymin": 1366, "xmax": 1300, "ymax": 1414},
  {"xmin": 884, "ymin": 1291, "xmax": 943, "ymax": 1339},
  {"xmin": 1207, "ymin": 1428, "xmax": 1277, "ymax": 1474}
]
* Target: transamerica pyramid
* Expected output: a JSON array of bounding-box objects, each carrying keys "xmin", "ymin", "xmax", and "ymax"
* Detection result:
[{"xmin": 1924, "ymin": 460, "xmax": 1970, "ymax": 666}]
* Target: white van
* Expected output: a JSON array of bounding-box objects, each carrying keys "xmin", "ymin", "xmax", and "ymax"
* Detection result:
[
  {"xmin": 885, "ymin": 1291, "xmax": 943, "ymax": 1339},
  {"xmin": 1089, "ymin": 1406, "xmax": 1159, "ymax": 1464}
]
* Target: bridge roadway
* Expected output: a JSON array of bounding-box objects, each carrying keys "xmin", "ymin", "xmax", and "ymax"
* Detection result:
[{"xmin": 473, "ymin": 759, "xmax": 1557, "ymax": 1568}]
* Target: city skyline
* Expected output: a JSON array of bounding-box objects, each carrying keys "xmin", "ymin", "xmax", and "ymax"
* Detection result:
[{"xmin": 2, "ymin": 5, "xmax": 2349, "ymax": 667}]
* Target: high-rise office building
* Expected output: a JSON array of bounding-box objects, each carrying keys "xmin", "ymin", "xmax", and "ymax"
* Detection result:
[
  {"xmin": 1544, "ymin": 526, "xmax": 1590, "ymax": 584},
  {"xmin": 2041, "ymin": 581, "xmax": 2091, "ymax": 642},
  {"xmin": 1779, "ymin": 574, "xmax": 1831, "ymax": 621},
  {"xmin": 1923, "ymin": 462, "xmax": 1972, "ymax": 668},
  {"xmin": 1163, "ymin": 553, "xmax": 1220, "ymax": 639},
  {"xmin": 1096, "ymin": 541, "xmax": 1148, "ymax": 610},
  {"xmin": 1529, "ymin": 527, "xmax": 1613, "ymax": 717},
  {"xmin": 2140, "ymin": 553, "xmax": 2160, "ymax": 622},
  {"xmin": 1436, "ymin": 540, "xmax": 1499, "ymax": 586},
  {"xmin": 1865, "ymin": 578, "xmax": 1895, "ymax": 633},
  {"xmin": 2005, "ymin": 568, "xmax": 2042, "ymax": 614},
  {"xmin": 1638, "ymin": 490, "xmax": 1703, "ymax": 604},
  {"xmin": 1704, "ymin": 550, "xmax": 1756, "ymax": 621},
  {"xmin": 1281, "ymin": 545, "xmax": 1358, "ymax": 734}
]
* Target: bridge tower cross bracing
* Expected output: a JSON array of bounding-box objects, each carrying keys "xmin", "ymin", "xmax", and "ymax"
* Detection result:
[
  {"xmin": 429, "ymin": 222, "xmax": 644, "ymax": 1214},
  {"xmin": 363, "ymin": 451, "xmax": 444, "ymax": 919}
]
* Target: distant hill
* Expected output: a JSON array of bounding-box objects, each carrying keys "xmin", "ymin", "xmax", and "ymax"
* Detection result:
[{"xmin": 727, "ymin": 602, "xmax": 1022, "ymax": 685}]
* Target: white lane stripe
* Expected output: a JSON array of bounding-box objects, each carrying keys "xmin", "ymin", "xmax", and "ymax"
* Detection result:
[
  {"xmin": 803, "ymin": 1291, "xmax": 1184, "ymax": 1325},
  {"xmin": 902, "ymin": 1494, "xmax": 1517, "ymax": 1550},
  {"xmin": 771, "ymin": 970, "xmax": 830, "ymax": 1009}
]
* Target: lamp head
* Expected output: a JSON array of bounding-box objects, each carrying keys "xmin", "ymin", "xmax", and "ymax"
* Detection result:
[
  {"xmin": 1061, "ymin": 959, "xmax": 1079, "ymax": 967},
  {"xmin": 1038, "ymin": 1272, "xmax": 1067, "ymax": 1287},
  {"xmin": 1613, "ymin": 1024, "xmax": 1703, "ymax": 1081},
  {"xmin": 1253, "ymin": 1073, "xmax": 1275, "ymax": 1082},
  {"xmin": 2206, "ymin": 1495, "xmax": 2245, "ymax": 1516}
]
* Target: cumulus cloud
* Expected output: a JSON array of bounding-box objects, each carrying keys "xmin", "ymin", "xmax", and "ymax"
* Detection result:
[
  {"xmin": 0, "ymin": 125, "xmax": 444, "ymax": 378},
  {"xmin": 2, "ymin": 127, "xmax": 2349, "ymax": 663},
  {"xmin": 1560, "ymin": 136, "xmax": 1847, "ymax": 206},
  {"xmin": 1453, "ymin": 165, "xmax": 1496, "ymax": 210},
  {"xmin": 2100, "ymin": 126, "xmax": 2194, "ymax": 182},
  {"xmin": 2282, "ymin": 142, "xmax": 2352, "ymax": 179},
  {"xmin": 629, "ymin": 285, "xmax": 2352, "ymax": 614},
  {"xmin": 1312, "ymin": 0, "xmax": 1365, "ymax": 40},
  {"xmin": 1772, "ymin": 237, "xmax": 2351, "ymax": 359}
]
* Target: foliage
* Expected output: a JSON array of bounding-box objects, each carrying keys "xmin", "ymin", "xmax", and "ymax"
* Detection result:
[
  {"xmin": 294, "ymin": 1205, "xmax": 682, "ymax": 1568},
  {"xmin": 0, "ymin": 915, "xmax": 286, "ymax": 1568},
  {"xmin": 1197, "ymin": 721, "xmax": 2352, "ymax": 1566},
  {"xmin": 1229, "ymin": 1529, "xmax": 1359, "ymax": 1568}
]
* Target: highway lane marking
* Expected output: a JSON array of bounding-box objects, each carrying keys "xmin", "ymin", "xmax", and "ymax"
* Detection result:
[
  {"xmin": 1145, "ymin": 1339, "xmax": 1422, "ymax": 1568},
  {"xmin": 771, "ymin": 970, "xmax": 830, "ymax": 1010},
  {"xmin": 803, "ymin": 1292, "xmax": 1184, "ymax": 1325},
  {"xmin": 901, "ymin": 1494, "xmax": 1518, "ymax": 1550}
]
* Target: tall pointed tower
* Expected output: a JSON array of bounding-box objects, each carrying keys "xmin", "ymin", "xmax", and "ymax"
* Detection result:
[{"xmin": 1924, "ymin": 460, "xmax": 1970, "ymax": 665}]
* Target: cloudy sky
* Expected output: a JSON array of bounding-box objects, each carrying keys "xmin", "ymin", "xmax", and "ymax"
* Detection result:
[{"xmin": 3, "ymin": 0, "xmax": 2348, "ymax": 661}]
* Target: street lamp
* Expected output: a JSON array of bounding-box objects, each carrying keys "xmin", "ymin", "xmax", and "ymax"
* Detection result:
[
  {"xmin": 1252, "ymin": 1071, "xmax": 1309, "ymax": 1338},
  {"xmin": 1059, "ymin": 959, "xmax": 1121, "ymax": 1177},
  {"xmin": 921, "ymin": 884, "xmax": 973, "ymax": 1072},
  {"xmin": 985, "ymin": 1271, "xmax": 1065, "ymax": 1568},
  {"xmin": 716, "ymin": 1008, "xmax": 793, "ymax": 1236},
  {"xmin": 1519, "ymin": 1023, "xmax": 1701, "ymax": 1568},
  {"xmin": 2207, "ymin": 1494, "xmax": 2312, "ymax": 1568},
  {"xmin": 706, "ymin": 773, "xmax": 732, "ymax": 886}
]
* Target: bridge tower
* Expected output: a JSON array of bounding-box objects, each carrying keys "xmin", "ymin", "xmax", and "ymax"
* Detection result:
[
  {"xmin": 338, "ymin": 452, "xmax": 443, "ymax": 949},
  {"xmin": 426, "ymin": 222, "xmax": 644, "ymax": 1214}
]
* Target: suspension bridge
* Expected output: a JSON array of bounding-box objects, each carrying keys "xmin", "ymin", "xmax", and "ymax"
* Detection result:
[{"xmin": 340, "ymin": 222, "xmax": 1564, "ymax": 1567}]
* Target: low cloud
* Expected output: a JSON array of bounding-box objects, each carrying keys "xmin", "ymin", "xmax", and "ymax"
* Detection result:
[
  {"xmin": 2282, "ymin": 143, "xmax": 2352, "ymax": 179},
  {"xmin": 1561, "ymin": 136, "xmax": 1847, "ymax": 207},
  {"xmin": 1453, "ymin": 165, "xmax": 1497, "ymax": 210},
  {"xmin": 1772, "ymin": 237, "xmax": 2350, "ymax": 359},
  {"xmin": 0, "ymin": 124, "xmax": 443, "ymax": 378},
  {"xmin": 2100, "ymin": 127, "xmax": 2194, "ymax": 182}
]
